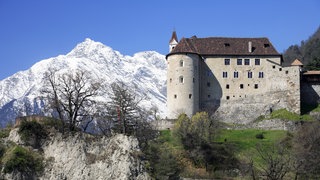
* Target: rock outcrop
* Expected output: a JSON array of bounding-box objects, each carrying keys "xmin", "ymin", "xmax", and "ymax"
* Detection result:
[{"xmin": 5, "ymin": 128, "xmax": 150, "ymax": 180}]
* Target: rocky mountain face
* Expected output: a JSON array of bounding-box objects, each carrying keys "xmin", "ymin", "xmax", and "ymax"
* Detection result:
[
  {"xmin": 4, "ymin": 128, "xmax": 149, "ymax": 180},
  {"xmin": 0, "ymin": 38, "xmax": 167, "ymax": 127}
]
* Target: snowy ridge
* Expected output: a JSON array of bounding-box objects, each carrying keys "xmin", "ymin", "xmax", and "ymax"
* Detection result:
[{"xmin": 0, "ymin": 38, "xmax": 167, "ymax": 127}]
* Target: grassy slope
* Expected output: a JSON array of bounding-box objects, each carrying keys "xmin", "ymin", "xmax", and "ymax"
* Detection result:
[
  {"xmin": 159, "ymin": 128, "xmax": 289, "ymax": 178},
  {"xmin": 216, "ymin": 129, "xmax": 288, "ymax": 163}
]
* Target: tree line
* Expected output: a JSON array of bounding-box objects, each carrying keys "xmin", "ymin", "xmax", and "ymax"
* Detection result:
[{"xmin": 283, "ymin": 26, "xmax": 320, "ymax": 69}]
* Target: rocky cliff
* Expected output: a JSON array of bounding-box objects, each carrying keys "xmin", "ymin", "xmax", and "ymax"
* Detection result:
[{"xmin": 3, "ymin": 128, "xmax": 149, "ymax": 180}]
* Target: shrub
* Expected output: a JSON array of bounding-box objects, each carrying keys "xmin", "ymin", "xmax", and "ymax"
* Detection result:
[
  {"xmin": 255, "ymin": 133, "xmax": 265, "ymax": 139},
  {"xmin": 0, "ymin": 143, "xmax": 6, "ymax": 158},
  {"xmin": 0, "ymin": 128, "xmax": 11, "ymax": 138},
  {"xmin": 18, "ymin": 120, "xmax": 47, "ymax": 148},
  {"xmin": 3, "ymin": 145, "xmax": 44, "ymax": 175}
]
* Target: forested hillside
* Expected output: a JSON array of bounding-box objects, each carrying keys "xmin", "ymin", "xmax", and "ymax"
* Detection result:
[{"xmin": 283, "ymin": 26, "xmax": 320, "ymax": 68}]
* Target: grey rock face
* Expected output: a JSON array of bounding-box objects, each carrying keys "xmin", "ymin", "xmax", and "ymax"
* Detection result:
[{"xmin": 6, "ymin": 129, "xmax": 150, "ymax": 180}]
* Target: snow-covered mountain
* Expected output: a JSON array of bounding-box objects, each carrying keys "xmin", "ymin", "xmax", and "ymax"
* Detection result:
[{"xmin": 0, "ymin": 38, "xmax": 167, "ymax": 127}]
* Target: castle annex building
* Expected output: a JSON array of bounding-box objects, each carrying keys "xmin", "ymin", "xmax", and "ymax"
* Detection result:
[{"xmin": 166, "ymin": 32, "xmax": 301, "ymax": 123}]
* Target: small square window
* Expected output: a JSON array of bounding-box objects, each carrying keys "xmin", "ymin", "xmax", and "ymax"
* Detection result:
[
  {"xmin": 285, "ymin": 70, "xmax": 289, "ymax": 74},
  {"xmin": 226, "ymin": 96, "xmax": 230, "ymax": 100},
  {"xmin": 244, "ymin": 59, "xmax": 250, "ymax": 65},
  {"xmin": 240, "ymin": 84, "xmax": 244, "ymax": 89},
  {"xmin": 237, "ymin": 59, "xmax": 242, "ymax": 65},
  {"xmin": 272, "ymin": 65, "xmax": 276, "ymax": 69},
  {"xmin": 254, "ymin": 84, "xmax": 258, "ymax": 89},
  {"xmin": 189, "ymin": 94, "xmax": 192, "ymax": 99},
  {"xmin": 224, "ymin": 43, "xmax": 230, "ymax": 47},
  {"xmin": 248, "ymin": 72, "xmax": 253, "ymax": 78},
  {"xmin": 279, "ymin": 68, "xmax": 282, "ymax": 71},
  {"xmin": 259, "ymin": 72, "xmax": 264, "ymax": 78},
  {"xmin": 207, "ymin": 82, "xmax": 211, "ymax": 87},
  {"xmin": 224, "ymin": 59, "xmax": 230, "ymax": 65},
  {"xmin": 255, "ymin": 59, "xmax": 260, "ymax": 65},
  {"xmin": 174, "ymin": 94, "xmax": 177, "ymax": 99},
  {"xmin": 234, "ymin": 71, "xmax": 239, "ymax": 78},
  {"xmin": 223, "ymin": 71, "xmax": 228, "ymax": 78},
  {"xmin": 226, "ymin": 84, "xmax": 230, "ymax": 89}
]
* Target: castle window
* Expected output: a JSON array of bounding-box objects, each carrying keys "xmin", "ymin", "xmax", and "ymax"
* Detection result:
[
  {"xmin": 240, "ymin": 84, "xmax": 244, "ymax": 89},
  {"xmin": 255, "ymin": 59, "xmax": 260, "ymax": 65},
  {"xmin": 279, "ymin": 68, "xmax": 282, "ymax": 71},
  {"xmin": 179, "ymin": 76, "xmax": 184, "ymax": 83},
  {"xmin": 224, "ymin": 43, "xmax": 230, "ymax": 47},
  {"xmin": 272, "ymin": 65, "xmax": 276, "ymax": 69},
  {"xmin": 234, "ymin": 71, "xmax": 239, "ymax": 78},
  {"xmin": 258, "ymin": 72, "xmax": 264, "ymax": 78},
  {"xmin": 226, "ymin": 96, "xmax": 230, "ymax": 100},
  {"xmin": 174, "ymin": 94, "xmax": 177, "ymax": 99},
  {"xmin": 254, "ymin": 84, "xmax": 259, "ymax": 89},
  {"xmin": 224, "ymin": 59, "xmax": 230, "ymax": 65},
  {"xmin": 207, "ymin": 82, "xmax": 211, "ymax": 87},
  {"xmin": 223, "ymin": 71, "xmax": 228, "ymax": 78},
  {"xmin": 264, "ymin": 43, "xmax": 270, "ymax": 48},
  {"xmin": 244, "ymin": 59, "xmax": 250, "ymax": 65},
  {"xmin": 248, "ymin": 71, "xmax": 253, "ymax": 78},
  {"xmin": 189, "ymin": 94, "xmax": 192, "ymax": 99},
  {"xmin": 237, "ymin": 59, "xmax": 242, "ymax": 65},
  {"xmin": 180, "ymin": 60, "xmax": 184, "ymax": 67},
  {"xmin": 226, "ymin": 84, "xmax": 230, "ymax": 89},
  {"xmin": 285, "ymin": 70, "xmax": 289, "ymax": 74}
]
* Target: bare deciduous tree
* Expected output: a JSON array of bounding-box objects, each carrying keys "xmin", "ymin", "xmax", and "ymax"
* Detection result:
[
  {"xmin": 255, "ymin": 143, "xmax": 291, "ymax": 180},
  {"xmin": 293, "ymin": 121, "xmax": 320, "ymax": 179},
  {"xmin": 97, "ymin": 81, "xmax": 157, "ymax": 149},
  {"xmin": 42, "ymin": 69, "xmax": 101, "ymax": 131},
  {"xmin": 106, "ymin": 81, "xmax": 145, "ymax": 135}
]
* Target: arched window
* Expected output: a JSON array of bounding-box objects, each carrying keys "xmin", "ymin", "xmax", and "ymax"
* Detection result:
[
  {"xmin": 180, "ymin": 60, "xmax": 184, "ymax": 67},
  {"xmin": 179, "ymin": 76, "xmax": 184, "ymax": 83}
]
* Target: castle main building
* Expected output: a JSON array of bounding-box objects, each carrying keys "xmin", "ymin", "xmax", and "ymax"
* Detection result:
[{"xmin": 166, "ymin": 32, "xmax": 301, "ymax": 123}]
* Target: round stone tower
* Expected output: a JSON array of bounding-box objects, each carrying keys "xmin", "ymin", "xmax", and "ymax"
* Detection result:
[{"xmin": 166, "ymin": 32, "xmax": 200, "ymax": 119}]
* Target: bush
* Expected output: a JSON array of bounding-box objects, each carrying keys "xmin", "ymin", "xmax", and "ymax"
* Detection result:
[
  {"xmin": 0, "ymin": 143, "xmax": 6, "ymax": 158},
  {"xmin": 3, "ymin": 145, "xmax": 44, "ymax": 176},
  {"xmin": 145, "ymin": 140, "xmax": 181, "ymax": 179},
  {"xmin": 255, "ymin": 133, "xmax": 265, "ymax": 139},
  {"xmin": 18, "ymin": 120, "xmax": 47, "ymax": 148},
  {"xmin": 0, "ymin": 128, "xmax": 11, "ymax": 138}
]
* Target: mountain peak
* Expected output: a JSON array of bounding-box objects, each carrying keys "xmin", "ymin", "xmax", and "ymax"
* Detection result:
[
  {"xmin": 0, "ymin": 39, "xmax": 167, "ymax": 127},
  {"xmin": 66, "ymin": 38, "xmax": 113, "ymax": 58}
]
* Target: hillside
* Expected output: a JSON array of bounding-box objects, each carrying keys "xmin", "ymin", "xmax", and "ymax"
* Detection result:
[
  {"xmin": 283, "ymin": 26, "xmax": 320, "ymax": 66},
  {"xmin": 0, "ymin": 39, "xmax": 167, "ymax": 127}
]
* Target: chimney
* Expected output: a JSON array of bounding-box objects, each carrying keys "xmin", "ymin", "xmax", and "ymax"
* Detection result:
[{"xmin": 248, "ymin": 41, "xmax": 252, "ymax": 53}]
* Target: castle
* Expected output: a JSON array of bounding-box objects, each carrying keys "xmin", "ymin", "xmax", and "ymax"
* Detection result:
[{"xmin": 166, "ymin": 31, "xmax": 303, "ymax": 124}]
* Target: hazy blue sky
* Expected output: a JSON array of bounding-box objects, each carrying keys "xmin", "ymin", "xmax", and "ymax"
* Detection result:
[{"xmin": 0, "ymin": 0, "xmax": 319, "ymax": 80}]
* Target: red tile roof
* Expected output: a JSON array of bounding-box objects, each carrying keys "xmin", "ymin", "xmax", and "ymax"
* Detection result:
[{"xmin": 167, "ymin": 36, "xmax": 280, "ymax": 56}]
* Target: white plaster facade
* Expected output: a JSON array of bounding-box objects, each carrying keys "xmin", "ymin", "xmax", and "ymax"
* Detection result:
[{"xmin": 166, "ymin": 32, "xmax": 301, "ymax": 123}]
